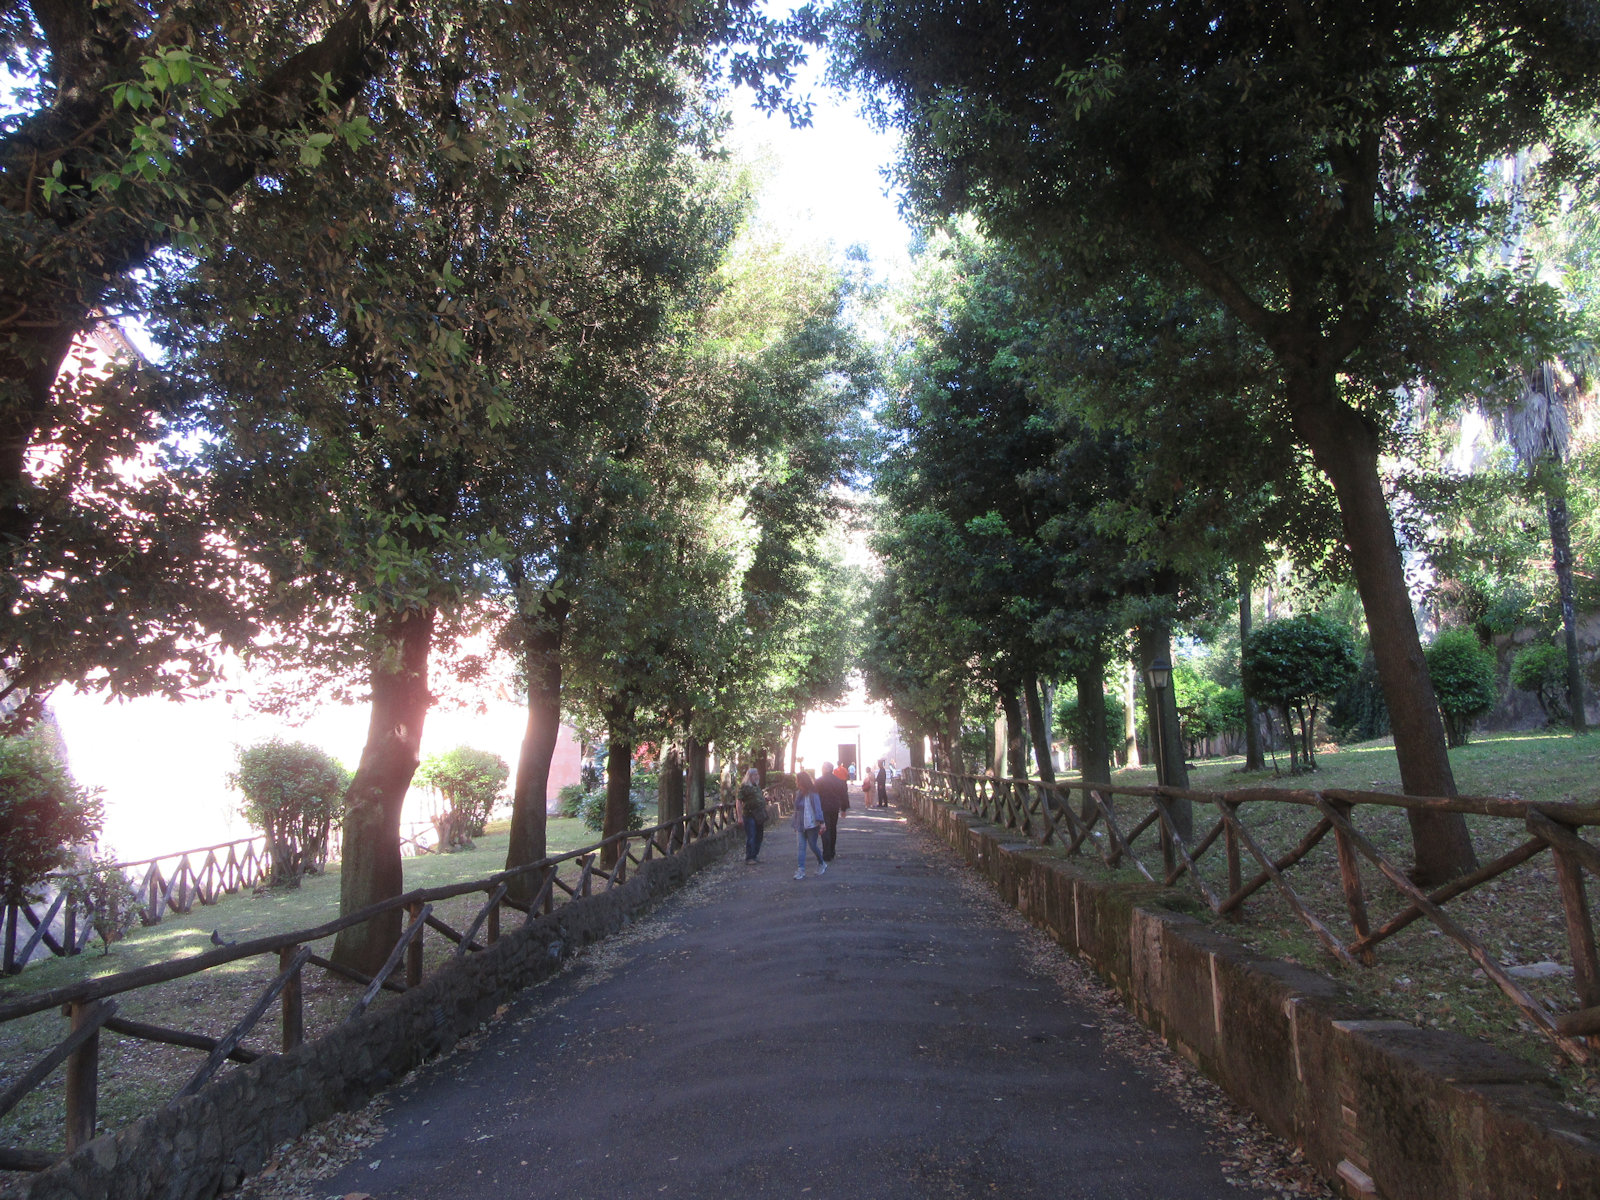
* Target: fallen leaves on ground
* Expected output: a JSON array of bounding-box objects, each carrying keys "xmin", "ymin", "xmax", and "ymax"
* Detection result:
[{"xmin": 913, "ymin": 823, "xmax": 1335, "ymax": 1199}]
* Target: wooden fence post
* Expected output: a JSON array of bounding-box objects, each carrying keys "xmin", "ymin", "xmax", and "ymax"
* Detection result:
[
  {"xmin": 1551, "ymin": 844, "xmax": 1600, "ymax": 1011},
  {"xmin": 1329, "ymin": 800, "xmax": 1374, "ymax": 964},
  {"xmin": 486, "ymin": 892, "xmax": 500, "ymax": 945},
  {"xmin": 3, "ymin": 902, "xmax": 16, "ymax": 975},
  {"xmin": 405, "ymin": 902, "xmax": 425, "ymax": 989},
  {"xmin": 1223, "ymin": 801, "xmax": 1242, "ymax": 921},
  {"xmin": 63, "ymin": 1001, "xmax": 99, "ymax": 1150},
  {"xmin": 280, "ymin": 945, "xmax": 304, "ymax": 1052}
]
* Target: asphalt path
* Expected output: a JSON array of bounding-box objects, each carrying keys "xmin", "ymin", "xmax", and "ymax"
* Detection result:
[{"xmin": 326, "ymin": 796, "xmax": 1246, "ymax": 1199}]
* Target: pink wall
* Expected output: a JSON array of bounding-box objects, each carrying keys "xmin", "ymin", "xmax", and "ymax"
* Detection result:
[{"xmin": 546, "ymin": 724, "xmax": 585, "ymax": 808}]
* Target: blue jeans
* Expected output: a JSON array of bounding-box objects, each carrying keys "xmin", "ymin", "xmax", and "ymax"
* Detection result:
[
  {"xmin": 744, "ymin": 815, "xmax": 765, "ymax": 861},
  {"xmin": 797, "ymin": 827, "xmax": 824, "ymax": 869}
]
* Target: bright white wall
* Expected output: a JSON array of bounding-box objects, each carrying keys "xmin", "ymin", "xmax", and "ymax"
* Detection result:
[{"xmin": 52, "ymin": 688, "xmax": 534, "ymax": 863}]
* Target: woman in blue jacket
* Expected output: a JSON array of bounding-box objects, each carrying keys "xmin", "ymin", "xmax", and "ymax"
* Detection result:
[{"xmin": 792, "ymin": 770, "xmax": 827, "ymax": 880}]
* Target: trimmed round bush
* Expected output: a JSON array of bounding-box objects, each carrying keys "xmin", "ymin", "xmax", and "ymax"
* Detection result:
[
  {"xmin": 1242, "ymin": 613, "xmax": 1358, "ymax": 771},
  {"xmin": 1425, "ymin": 627, "xmax": 1497, "ymax": 748},
  {"xmin": 231, "ymin": 739, "xmax": 347, "ymax": 886}
]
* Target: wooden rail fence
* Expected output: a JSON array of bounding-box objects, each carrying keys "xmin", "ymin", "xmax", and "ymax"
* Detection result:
[
  {"xmin": 3, "ymin": 822, "xmax": 448, "ymax": 975},
  {"xmin": 0, "ymin": 805, "xmax": 735, "ymax": 1172},
  {"xmin": 905, "ymin": 768, "xmax": 1600, "ymax": 1065}
]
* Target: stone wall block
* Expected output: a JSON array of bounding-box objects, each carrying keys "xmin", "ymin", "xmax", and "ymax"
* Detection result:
[{"xmin": 1140, "ymin": 910, "xmax": 1217, "ymax": 1065}]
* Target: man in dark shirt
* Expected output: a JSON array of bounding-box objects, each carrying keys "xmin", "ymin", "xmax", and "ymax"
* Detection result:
[{"xmin": 816, "ymin": 760, "xmax": 849, "ymax": 862}]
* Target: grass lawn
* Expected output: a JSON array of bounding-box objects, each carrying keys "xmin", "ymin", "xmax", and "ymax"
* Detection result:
[
  {"xmin": 0, "ymin": 816, "xmax": 597, "ymax": 1168},
  {"xmin": 1040, "ymin": 728, "xmax": 1600, "ymax": 1116},
  {"xmin": 1104, "ymin": 727, "xmax": 1600, "ymax": 805}
]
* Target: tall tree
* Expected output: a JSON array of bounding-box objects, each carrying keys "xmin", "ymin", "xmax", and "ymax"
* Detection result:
[
  {"xmin": 160, "ymin": 82, "xmax": 610, "ymax": 971},
  {"xmin": 488, "ymin": 112, "xmax": 751, "ymax": 892}
]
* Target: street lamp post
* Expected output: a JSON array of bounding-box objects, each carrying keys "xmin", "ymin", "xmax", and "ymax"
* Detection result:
[{"xmin": 1145, "ymin": 657, "xmax": 1173, "ymax": 785}]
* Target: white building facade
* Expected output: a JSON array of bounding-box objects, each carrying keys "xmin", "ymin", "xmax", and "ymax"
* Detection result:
[{"xmin": 790, "ymin": 679, "xmax": 910, "ymax": 779}]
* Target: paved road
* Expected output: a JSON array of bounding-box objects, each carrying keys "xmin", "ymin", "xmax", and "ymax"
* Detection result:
[{"xmin": 327, "ymin": 799, "xmax": 1245, "ymax": 1199}]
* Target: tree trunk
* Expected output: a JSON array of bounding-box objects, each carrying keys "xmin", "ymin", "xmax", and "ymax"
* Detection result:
[
  {"xmin": 504, "ymin": 593, "xmax": 569, "ymax": 902},
  {"xmin": 1138, "ymin": 620, "xmax": 1190, "ymax": 838},
  {"xmin": 658, "ymin": 744, "xmax": 685, "ymax": 826},
  {"xmin": 1281, "ymin": 705, "xmax": 1302, "ymax": 773},
  {"xmin": 1287, "ymin": 375, "xmax": 1477, "ymax": 883},
  {"xmin": 907, "ymin": 728, "xmax": 927, "ymax": 770},
  {"xmin": 1075, "ymin": 650, "xmax": 1113, "ymax": 786},
  {"xmin": 1122, "ymin": 661, "xmax": 1141, "ymax": 768},
  {"xmin": 1239, "ymin": 566, "xmax": 1265, "ymax": 770},
  {"xmin": 943, "ymin": 701, "xmax": 966, "ymax": 776},
  {"xmin": 789, "ymin": 714, "xmax": 803, "ymax": 774},
  {"xmin": 331, "ymin": 605, "xmax": 436, "ymax": 976},
  {"xmin": 686, "ymin": 736, "xmax": 709, "ymax": 811},
  {"xmin": 998, "ymin": 685, "xmax": 1028, "ymax": 781},
  {"xmin": 602, "ymin": 724, "xmax": 634, "ymax": 869},
  {"xmin": 1023, "ymin": 675, "xmax": 1054, "ymax": 782},
  {"xmin": 1546, "ymin": 487, "xmax": 1589, "ymax": 734}
]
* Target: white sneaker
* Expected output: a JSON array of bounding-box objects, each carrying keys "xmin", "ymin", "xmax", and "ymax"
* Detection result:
[
  {"xmin": 794, "ymin": 869, "xmax": 805, "ymax": 880},
  {"xmin": 819, "ymin": 860, "xmax": 828, "ymax": 875}
]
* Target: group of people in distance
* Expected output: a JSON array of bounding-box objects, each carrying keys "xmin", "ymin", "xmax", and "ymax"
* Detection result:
[{"xmin": 733, "ymin": 758, "xmax": 895, "ymax": 876}]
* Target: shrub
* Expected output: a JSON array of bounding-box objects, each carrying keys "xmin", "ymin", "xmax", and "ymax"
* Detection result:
[
  {"xmin": 231, "ymin": 739, "xmax": 347, "ymax": 887},
  {"xmin": 1425, "ymin": 627, "xmax": 1498, "ymax": 747},
  {"xmin": 0, "ymin": 730, "xmax": 103, "ymax": 905},
  {"xmin": 1242, "ymin": 613, "xmax": 1358, "ymax": 772},
  {"xmin": 1328, "ymin": 651, "xmax": 1390, "ymax": 743},
  {"xmin": 578, "ymin": 789, "xmax": 647, "ymax": 835},
  {"xmin": 63, "ymin": 852, "xmax": 140, "ymax": 956},
  {"xmin": 1203, "ymin": 687, "xmax": 1247, "ymax": 740},
  {"xmin": 1175, "ymin": 662, "xmax": 1242, "ymax": 753},
  {"xmin": 1511, "ymin": 641, "xmax": 1570, "ymax": 725},
  {"xmin": 555, "ymin": 783, "xmax": 585, "ymax": 818},
  {"xmin": 415, "ymin": 746, "xmax": 509, "ymax": 851}
]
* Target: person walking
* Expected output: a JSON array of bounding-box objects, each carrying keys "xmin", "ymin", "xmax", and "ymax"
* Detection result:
[
  {"xmin": 793, "ymin": 770, "xmax": 827, "ymax": 880},
  {"xmin": 875, "ymin": 759, "xmax": 890, "ymax": 808},
  {"xmin": 737, "ymin": 767, "xmax": 767, "ymax": 863},
  {"xmin": 817, "ymin": 761, "xmax": 849, "ymax": 862}
]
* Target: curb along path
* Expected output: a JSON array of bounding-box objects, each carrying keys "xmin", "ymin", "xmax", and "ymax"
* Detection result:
[{"xmin": 321, "ymin": 798, "xmax": 1321, "ymax": 1199}]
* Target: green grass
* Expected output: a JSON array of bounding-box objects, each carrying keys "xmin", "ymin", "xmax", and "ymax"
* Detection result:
[
  {"xmin": 0, "ymin": 816, "xmax": 597, "ymax": 1166},
  {"xmin": 1090, "ymin": 727, "xmax": 1600, "ymax": 806},
  {"xmin": 1038, "ymin": 729, "xmax": 1600, "ymax": 1116}
]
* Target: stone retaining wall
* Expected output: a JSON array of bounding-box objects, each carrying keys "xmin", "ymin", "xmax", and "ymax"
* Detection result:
[
  {"xmin": 24, "ymin": 828, "xmax": 738, "ymax": 1200},
  {"xmin": 902, "ymin": 788, "xmax": 1600, "ymax": 1200}
]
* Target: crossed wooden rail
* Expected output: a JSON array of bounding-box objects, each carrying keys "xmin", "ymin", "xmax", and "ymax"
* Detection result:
[
  {"xmin": 2, "ymin": 837, "xmax": 272, "ymax": 974},
  {"xmin": 4, "ymin": 822, "xmax": 451, "ymax": 974},
  {"xmin": 905, "ymin": 768, "xmax": 1600, "ymax": 1064},
  {"xmin": 0, "ymin": 806, "xmax": 735, "ymax": 1172}
]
